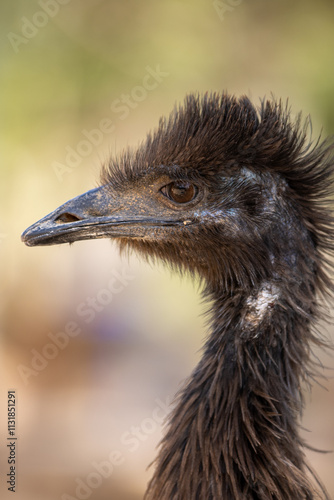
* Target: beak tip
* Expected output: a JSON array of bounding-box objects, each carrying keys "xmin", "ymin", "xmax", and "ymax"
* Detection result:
[{"xmin": 21, "ymin": 228, "xmax": 34, "ymax": 246}]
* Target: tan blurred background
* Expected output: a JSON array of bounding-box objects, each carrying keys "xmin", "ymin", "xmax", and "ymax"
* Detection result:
[{"xmin": 1, "ymin": 1, "xmax": 334, "ymax": 499}]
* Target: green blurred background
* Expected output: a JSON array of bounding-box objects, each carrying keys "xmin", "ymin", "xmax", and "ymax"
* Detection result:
[{"xmin": 1, "ymin": 1, "xmax": 334, "ymax": 499}]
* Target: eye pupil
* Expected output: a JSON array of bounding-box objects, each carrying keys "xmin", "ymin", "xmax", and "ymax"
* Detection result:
[{"xmin": 167, "ymin": 182, "xmax": 196, "ymax": 203}]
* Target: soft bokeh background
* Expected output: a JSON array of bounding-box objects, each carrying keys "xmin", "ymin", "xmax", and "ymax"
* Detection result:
[{"xmin": 1, "ymin": 1, "xmax": 334, "ymax": 499}]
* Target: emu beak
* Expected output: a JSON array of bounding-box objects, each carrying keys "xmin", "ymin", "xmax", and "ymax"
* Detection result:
[
  {"xmin": 21, "ymin": 185, "xmax": 182, "ymax": 247},
  {"xmin": 22, "ymin": 186, "xmax": 118, "ymax": 246}
]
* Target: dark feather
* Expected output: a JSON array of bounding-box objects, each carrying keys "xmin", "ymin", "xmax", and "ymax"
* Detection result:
[{"xmin": 104, "ymin": 94, "xmax": 334, "ymax": 499}]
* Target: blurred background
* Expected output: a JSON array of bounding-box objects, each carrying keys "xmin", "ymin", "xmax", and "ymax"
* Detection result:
[{"xmin": 1, "ymin": 0, "xmax": 334, "ymax": 498}]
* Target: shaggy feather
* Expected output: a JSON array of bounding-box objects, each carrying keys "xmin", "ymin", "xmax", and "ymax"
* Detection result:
[{"xmin": 102, "ymin": 93, "xmax": 333, "ymax": 498}]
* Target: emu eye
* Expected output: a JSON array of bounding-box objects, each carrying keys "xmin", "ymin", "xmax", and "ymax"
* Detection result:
[{"xmin": 161, "ymin": 182, "xmax": 198, "ymax": 204}]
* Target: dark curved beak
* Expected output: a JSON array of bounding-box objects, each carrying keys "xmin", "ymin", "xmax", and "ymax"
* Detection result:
[
  {"xmin": 22, "ymin": 186, "xmax": 120, "ymax": 246},
  {"xmin": 21, "ymin": 185, "xmax": 182, "ymax": 247}
]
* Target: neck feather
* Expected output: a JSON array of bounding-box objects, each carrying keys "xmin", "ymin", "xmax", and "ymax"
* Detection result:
[{"xmin": 145, "ymin": 277, "xmax": 328, "ymax": 500}]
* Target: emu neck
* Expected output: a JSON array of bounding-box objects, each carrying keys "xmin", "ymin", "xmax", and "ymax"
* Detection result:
[{"xmin": 145, "ymin": 280, "xmax": 321, "ymax": 499}]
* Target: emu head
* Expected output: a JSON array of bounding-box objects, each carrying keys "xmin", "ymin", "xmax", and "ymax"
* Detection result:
[{"xmin": 21, "ymin": 93, "xmax": 332, "ymax": 294}]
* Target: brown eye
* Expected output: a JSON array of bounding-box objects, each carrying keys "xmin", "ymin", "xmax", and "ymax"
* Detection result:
[{"xmin": 161, "ymin": 182, "xmax": 197, "ymax": 204}]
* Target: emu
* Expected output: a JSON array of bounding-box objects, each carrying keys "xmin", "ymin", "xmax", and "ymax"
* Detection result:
[{"xmin": 22, "ymin": 93, "xmax": 333, "ymax": 499}]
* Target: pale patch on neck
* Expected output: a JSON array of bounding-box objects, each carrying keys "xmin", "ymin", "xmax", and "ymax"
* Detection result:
[{"xmin": 244, "ymin": 282, "xmax": 280, "ymax": 332}]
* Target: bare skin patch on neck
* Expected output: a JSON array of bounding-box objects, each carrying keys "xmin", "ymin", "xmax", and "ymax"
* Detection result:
[{"xmin": 244, "ymin": 282, "xmax": 280, "ymax": 333}]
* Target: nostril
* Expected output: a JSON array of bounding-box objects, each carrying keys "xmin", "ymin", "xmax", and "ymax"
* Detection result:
[{"xmin": 54, "ymin": 212, "xmax": 82, "ymax": 224}]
